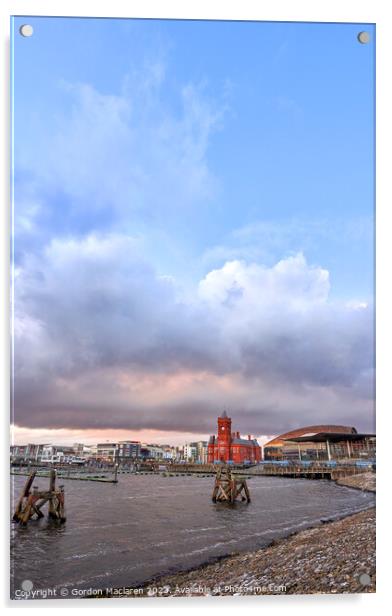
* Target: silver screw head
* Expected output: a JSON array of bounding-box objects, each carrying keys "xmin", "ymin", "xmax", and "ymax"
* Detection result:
[
  {"xmin": 358, "ymin": 31, "xmax": 370, "ymax": 44},
  {"xmin": 19, "ymin": 24, "xmax": 34, "ymax": 37}
]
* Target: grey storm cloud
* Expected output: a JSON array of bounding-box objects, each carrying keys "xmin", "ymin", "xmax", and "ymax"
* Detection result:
[
  {"xmin": 12, "ymin": 236, "xmax": 375, "ymax": 434},
  {"xmin": 11, "ymin": 71, "xmax": 374, "ymax": 439}
]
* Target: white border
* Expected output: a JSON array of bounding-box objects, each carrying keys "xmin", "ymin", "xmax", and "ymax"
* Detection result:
[
  {"xmin": 0, "ymin": 0, "xmax": 382, "ymax": 22},
  {"xmin": 1, "ymin": 1, "xmax": 390, "ymax": 613}
]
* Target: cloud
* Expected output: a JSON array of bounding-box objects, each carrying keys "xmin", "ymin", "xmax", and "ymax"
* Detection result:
[
  {"xmin": 12, "ymin": 62, "xmax": 374, "ymax": 437},
  {"xmin": 13, "ymin": 68, "xmax": 225, "ymax": 255},
  {"xmin": 13, "ymin": 240, "xmax": 374, "ymax": 434},
  {"xmin": 199, "ymin": 253, "xmax": 330, "ymax": 309},
  {"xmin": 201, "ymin": 217, "xmax": 374, "ymax": 269},
  {"xmin": 199, "ymin": 254, "xmax": 373, "ymax": 389}
]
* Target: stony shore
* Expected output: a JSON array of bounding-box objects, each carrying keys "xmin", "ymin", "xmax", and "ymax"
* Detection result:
[
  {"xmin": 128, "ymin": 473, "xmax": 375, "ymax": 597},
  {"xmin": 336, "ymin": 471, "xmax": 376, "ymax": 492}
]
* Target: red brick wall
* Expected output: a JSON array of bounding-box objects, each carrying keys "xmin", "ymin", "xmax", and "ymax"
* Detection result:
[{"xmin": 208, "ymin": 415, "xmax": 261, "ymax": 463}]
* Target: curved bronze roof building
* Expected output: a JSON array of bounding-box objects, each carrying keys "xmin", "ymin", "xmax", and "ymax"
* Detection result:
[{"xmin": 264, "ymin": 425, "xmax": 357, "ymax": 459}]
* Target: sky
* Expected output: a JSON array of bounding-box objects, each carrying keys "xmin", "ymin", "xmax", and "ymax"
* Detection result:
[{"xmin": 11, "ymin": 17, "xmax": 375, "ymax": 446}]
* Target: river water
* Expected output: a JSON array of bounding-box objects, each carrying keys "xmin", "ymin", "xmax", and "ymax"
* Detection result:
[{"xmin": 10, "ymin": 473, "xmax": 374, "ymax": 598}]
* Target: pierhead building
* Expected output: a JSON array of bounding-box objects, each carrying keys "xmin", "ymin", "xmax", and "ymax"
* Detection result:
[{"xmin": 207, "ymin": 411, "xmax": 261, "ymax": 464}]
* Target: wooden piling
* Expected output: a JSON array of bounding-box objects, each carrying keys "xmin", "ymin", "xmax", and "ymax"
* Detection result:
[
  {"xmin": 211, "ymin": 466, "xmax": 251, "ymax": 504},
  {"xmin": 12, "ymin": 470, "xmax": 36, "ymax": 522},
  {"xmin": 48, "ymin": 469, "xmax": 57, "ymax": 519},
  {"xmin": 12, "ymin": 470, "xmax": 66, "ymax": 526}
]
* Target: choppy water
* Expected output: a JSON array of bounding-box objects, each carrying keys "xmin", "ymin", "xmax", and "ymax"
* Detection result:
[{"xmin": 10, "ymin": 473, "xmax": 374, "ymax": 598}]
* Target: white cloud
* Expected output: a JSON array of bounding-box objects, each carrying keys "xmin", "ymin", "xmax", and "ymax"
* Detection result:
[{"xmin": 199, "ymin": 253, "xmax": 330, "ymax": 312}]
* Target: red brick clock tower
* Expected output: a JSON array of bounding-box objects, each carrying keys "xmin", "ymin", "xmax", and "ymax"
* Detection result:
[
  {"xmin": 217, "ymin": 411, "xmax": 231, "ymax": 462},
  {"xmin": 207, "ymin": 411, "xmax": 261, "ymax": 464}
]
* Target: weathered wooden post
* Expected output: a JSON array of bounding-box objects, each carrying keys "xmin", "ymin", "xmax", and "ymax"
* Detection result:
[
  {"xmin": 57, "ymin": 485, "xmax": 66, "ymax": 522},
  {"xmin": 12, "ymin": 470, "xmax": 36, "ymax": 522},
  {"xmin": 212, "ymin": 465, "xmax": 251, "ymax": 504},
  {"xmin": 32, "ymin": 486, "xmax": 44, "ymax": 519},
  {"xmin": 12, "ymin": 469, "xmax": 66, "ymax": 526},
  {"xmin": 48, "ymin": 469, "xmax": 57, "ymax": 519}
]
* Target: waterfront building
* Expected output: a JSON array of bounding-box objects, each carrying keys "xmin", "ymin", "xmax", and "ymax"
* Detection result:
[
  {"xmin": 117, "ymin": 440, "xmax": 141, "ymax": 460},
  {"xmin": 96, "ymin": 443, "xmax": 118, "ymax": 462},
  {"xmin": 140, "ymin": 444, "xmax": 165, "ymax": 459},
  {"xmin": 41, "ymin": 444, "xmax": 55, "ymax": 463},
  {"xmin": 264, "ymin": 425, "xmax": 356, "ymax": 460},
  {"xmin": 72, "ymin": 443, "xmax": 85, "ymax": 455},
  {"xmin": 282, "ymin": 432, "xmax": 376, "ymax": 461},
  {"xmin": 10, "ymin": 445, "xmax": 25, "ymax": 461},
  {"xmin": 81, "ymin": 444, "xmax": 94, "ymax": 458},
  {"xmin": 196, "ymin": 440, "xmax": 208, "ymax": 463},
  {"xmin": 10, "ymin": 443, "xmax": 48, "ymax": 462},
  {"xmin": 184, "ymin": 443, "xmax": 198, "ymax": 461},
  {"xmin": 10, "ymin": 443, "xmax": 83, "ymax": 463},
  {"xmin": 182, "ymin": 441, "xmax": 208, "ymax": 463},
  {"xmin": 72, "ymin": 443, "xmax": 93, "ymax": 459},
  {"xmin": 207, "ymin": 412, "xmax": 261, "ymax": 464},
  {"xmin": 175, "ymin": 445, "xmax": 185, "ymax": 461},
  {"xmin": 161, "ymin": 446, "xmax": 177, "ymax": 460},
  {"xmin": 263, "ymin": 425, "xmax": 376, "ymax": 461},
  {"xmin": 89, "ymin": 444, "xmax": 98, "ymax": 460},
  {"xmin": 40, "ymin": 444, "xmax": 75, "ymax": 463}
]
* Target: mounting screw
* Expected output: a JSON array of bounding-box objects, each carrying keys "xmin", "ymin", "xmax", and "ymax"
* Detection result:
[
  {"xmin": 357, "ymin": 31, "xmax": 370, "ymax": 44},
  {"xmin": 19, "ymin": 24, "xmax": 34, "ymax": 37}
]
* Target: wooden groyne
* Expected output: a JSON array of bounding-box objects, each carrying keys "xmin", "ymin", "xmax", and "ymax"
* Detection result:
[
  {"xmin": 12, "ymin": 470, "xmax": 66, "ymax": 526},
  {"xmin": 212, "ymin": 466, "xmax": 250, "ymax": 504}
]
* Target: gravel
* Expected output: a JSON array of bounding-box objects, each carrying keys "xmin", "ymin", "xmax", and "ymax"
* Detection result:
[
  {"xmin": 140, "ymin": 508, "xmax": 375, "ymax": 596},
  {"xmin": 336, "ymin": 472, "xmax": 376, "ymax": 492}
]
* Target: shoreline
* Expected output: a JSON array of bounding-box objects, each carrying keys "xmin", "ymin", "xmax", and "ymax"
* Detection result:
[{"xmin": 108, "ymin": 473, "xmax": 376, "ymax": 597}]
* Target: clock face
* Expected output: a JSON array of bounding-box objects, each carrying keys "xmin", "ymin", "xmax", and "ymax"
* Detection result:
[{"xmin": 221, "ymin": 427, "xmax": 225, "ymax": 431}]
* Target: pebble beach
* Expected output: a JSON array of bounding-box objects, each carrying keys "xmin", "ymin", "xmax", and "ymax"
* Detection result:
[{"xmin": 134, "ymin": 473, "xmax": 376, "ymax": 597}]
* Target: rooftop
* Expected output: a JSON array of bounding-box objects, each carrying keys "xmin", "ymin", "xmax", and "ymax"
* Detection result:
[
  {"xmin": 232, "ymin": 437, "xmax": 260, "ymax": 446},
  {"xmin": 284, "ymin": 432, "xmax": 376, "ymax": 443},
  {"xmin": 264, "ymin": 425, "xmax": 358, "ymax": 448}
]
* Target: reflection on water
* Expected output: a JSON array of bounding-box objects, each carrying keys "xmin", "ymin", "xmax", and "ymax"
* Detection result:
[{"xmin": 10, "ymin": 474, "xmax": 374, "ymax": 597}]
